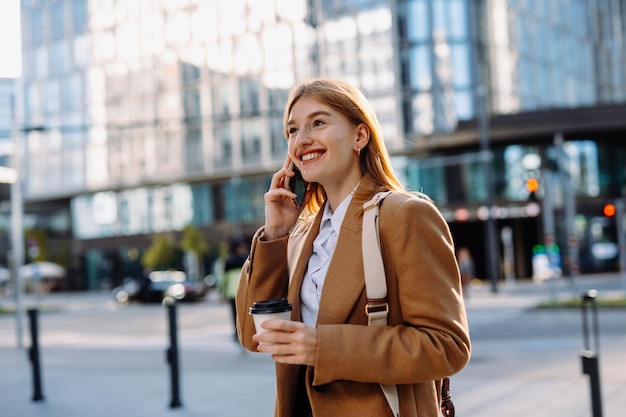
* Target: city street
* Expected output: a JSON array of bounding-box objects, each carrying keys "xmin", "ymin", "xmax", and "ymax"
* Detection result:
[{"xmin": 1, "ymin": 274, "xmax": 625, "ymax": 417}]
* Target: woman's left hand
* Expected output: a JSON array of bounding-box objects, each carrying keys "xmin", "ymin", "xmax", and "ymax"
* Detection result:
[{"xmin": 253, "ymin": 320, "xmax": 318, "ymax": 366}]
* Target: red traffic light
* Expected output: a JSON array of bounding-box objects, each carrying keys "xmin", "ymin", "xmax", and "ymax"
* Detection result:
[
  {"xmin": 526, "ymin": 178, "xmax": 539, "ymax": 193},
  {"xmin": 603, "ymin": 203, "xmax": 616, "ymax": 217}
]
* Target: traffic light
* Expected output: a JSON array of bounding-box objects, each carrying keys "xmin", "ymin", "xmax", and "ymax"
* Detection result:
[
  {"xmin": 526, "ymin": 178, "xmax": 539, "ymax": 202},
  {"xmin": 603, "ymin": 203, "xmax": 616, "ymax": 217}
]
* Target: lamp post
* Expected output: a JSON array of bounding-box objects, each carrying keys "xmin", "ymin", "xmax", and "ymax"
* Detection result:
[
  {"xmin": 8, "ymin": 83, "xmax": 46, "ymax": 348},
  {"xmin": 10, "ymin": 86, "xmax": 25, "ymax": 349}
]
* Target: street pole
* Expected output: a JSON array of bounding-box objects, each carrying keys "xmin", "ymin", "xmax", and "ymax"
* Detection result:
[
  {"xmin": 478, "ymin": 86, "xmax": 499, "ymax": 294},
  {"xmin": 470, "ymin": 3, "xmax": 499, "ymax": 293},
  {"xmin": 614, "ymin": 199, "xmax": 626, "ymax": 295},
  {"xmin": 10, "ymin": 83, "xmax": 25, "ymax": 349},
  {"xmin": 556, "ymin": 133, "xmax": 580, "ymax": 291}
]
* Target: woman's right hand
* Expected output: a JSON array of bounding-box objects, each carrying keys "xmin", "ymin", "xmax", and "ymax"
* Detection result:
[{"xmin": 262, "ymin": 158, "xmax": 309, "ymax": 240}]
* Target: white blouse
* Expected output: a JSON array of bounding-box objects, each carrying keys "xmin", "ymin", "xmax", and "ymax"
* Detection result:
[{"xmin": 300, "ymin": 193, "xmax": 354, "ymax": 327}]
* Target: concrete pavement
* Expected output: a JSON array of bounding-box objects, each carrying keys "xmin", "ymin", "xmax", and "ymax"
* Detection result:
[{"xmin": 1, "ymin": 273, "xmax": 625, "ymax": 417}]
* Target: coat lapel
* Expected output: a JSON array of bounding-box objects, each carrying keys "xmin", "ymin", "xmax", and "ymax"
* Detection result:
[{"xmin": 287, "ymin": 213, "xmax": 322, "ymax": 322}]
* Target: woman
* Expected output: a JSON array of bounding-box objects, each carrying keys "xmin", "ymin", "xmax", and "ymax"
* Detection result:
[{"xmin": 236, "ymin": 77, "xmax": 470, "ymax": 417}]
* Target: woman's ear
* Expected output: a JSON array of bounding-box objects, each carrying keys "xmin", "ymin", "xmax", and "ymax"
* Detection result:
[{"xmin": 355, "ymin": 123, "xmax": 370, "ymax": 150}]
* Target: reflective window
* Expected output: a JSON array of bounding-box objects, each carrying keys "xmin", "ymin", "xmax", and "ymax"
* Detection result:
[
  {"xmin": 450, "ymin": 44, "xmax": 470, "ymax": 87},
  {"xmin": 183, "ymin": 90, "xmax": 201, "ymax": 119},
  {"xmin": 51, "ymin": 41, "xmax": 69, "ymax": 74},
  {"xmin": 226, "ymin": 175, "xmax": 270, "ymax": 223},
  {"xmin": 30, "ymin": 8, "xmax": 44, "ymax": 45},
  {"xmin": 409, "ymin": 45, "xmax": 431, "ymax": 90},
  {"xmin": 563, "ymin": 141, "xmax": 600, "ymax": 197},
  {"xmin": 406, "ymin": 162, "xmax": 447, "ymax": 204},
  {"xmin": 407, "ymin": 0, "xmax": 429, "ymax": 41},
  {"xmin": 0, "ymin": 82, "xmax": 12, "ymax": 137},
  {"xmin": 190, "ymin": 183, "xmax": 213, "ymax": 226},
  {"xmin": 447, "ymin": 0, "xmax": 467, "ymax": 39},
  {"xmin": 51, "ymin": 2, "xmax": 65, "ymax": 40},
  {"xmin": 34, "ymin": 46, "xmax": 49, "ymax": 78},
  {"xmin": 61, "ymin": 73, "xmax": 82, "ymax": 111},
  {"xmin": 213, "ymin": 123, "xmax": 232, "ymax": 169},
  {"xmin": 25, "ymin": 83, "xmax": 41, "ymax": 122},
  {"xmin": 211, "ymin": 79, "xmax": 231, "ymax": 116},
  {"xmin": 453, "ymin": 89, "xmax": 472, "ymax": 120},
  {"xmin": 185, "ymin": 126, "xmax": 204, "ymax": 174},
  {"xmin": 72, "ymin": 0, "xmax": 89, "ymax": 35},
  {"xmin": 241, "ymin": 118, "xmax": 262, "ymax": 165},
  {"xmin": 269, "ymin": 115, "xmax": 287, "ymax": 159},
  {"xmin": 64, "ymin": 146, "xmax": 85, "ymax": 189},
  {"xmin": 239, "ymin": 78, "xmax": 260, "ymax": 115}
]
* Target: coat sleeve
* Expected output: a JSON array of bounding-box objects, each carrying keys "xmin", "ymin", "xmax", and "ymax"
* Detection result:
[
  {"xmin": 236, "ymin": 227, "xmax": 290, "ymax": 351},
  {"xmin": 313, "ymin": 194, "xmax": 471, "ymax": 386}
]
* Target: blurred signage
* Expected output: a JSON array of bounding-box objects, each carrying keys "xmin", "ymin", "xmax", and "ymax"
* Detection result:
[
  {"xmin": 0, "ymin": 166, "xmax": 17, "ymax": 184},
  {"xmin": 440, "ymin": 203, "xmax": 541, "ymax": 222}
]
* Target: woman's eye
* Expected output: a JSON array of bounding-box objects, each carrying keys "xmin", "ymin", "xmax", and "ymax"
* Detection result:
[
  {"xmin": 313, "ymin": 120, "xmax": 324, "ymax": 127},
  {"xmin": 288, "ymin": 127, "xmax": 298, "ymax": 136}
]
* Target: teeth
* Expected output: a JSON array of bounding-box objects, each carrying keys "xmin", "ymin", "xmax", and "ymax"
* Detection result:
[{"xmin": 302, "ymin": 152, "xmax": 322, "ymax": 161}]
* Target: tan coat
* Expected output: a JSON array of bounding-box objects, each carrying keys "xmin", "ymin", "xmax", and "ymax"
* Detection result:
[{"xmin": 237, "ymin": 179, "xmax": 471, "ymax": 417}]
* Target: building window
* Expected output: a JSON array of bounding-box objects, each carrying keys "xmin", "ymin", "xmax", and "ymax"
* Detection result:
[
  {"xmin": 185, "ymin": 126, "xmax": 204, "ymax": 174},
  {"xmin": 211, "ymin": 79, "xmax": 230, "ymax": 117},
  {"xmin": 269, "ymin": 115, "xmax": 287, "ymax": 159},
  {"xmin": 29, "ymin": 8, "xmax": 44, "ymax": 46},
  {"xmin": 213, "ymin": 123, "xmax": 232, "ymax": 169},
  {"xmin": 72, "ymin": 0, "xmax": 88, "ymax": 35},
  {"xmin": 241, "ymin": 119, "xmax": 262, "ymax": 165},
  {"xmin": 51, "ymin": 1, "xmax": 65, "ymax": 40},
  {"xmin": 239, "ymin": 78, "xmax": 260, "ymax": 116}
]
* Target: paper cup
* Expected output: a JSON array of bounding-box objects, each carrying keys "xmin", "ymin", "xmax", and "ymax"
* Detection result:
[{"xmin": 249, "ymin": 298, "xmax": 293, "ymax": 340}]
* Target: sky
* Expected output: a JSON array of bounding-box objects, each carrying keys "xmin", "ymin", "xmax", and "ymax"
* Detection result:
[{"xmin": 0, "ymin": 0, "xmax": 22, "ymax": 78}]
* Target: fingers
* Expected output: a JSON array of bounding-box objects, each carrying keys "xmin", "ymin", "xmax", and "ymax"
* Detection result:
[
  {"xmin": 283, "ymin": 154, "xmax": 295, "ymax": 169},
  {"xmin": 260, "ymin": 319, "xmax": 303, "ymax": 332},
  {"xmin": 253, "ymin": 320, "xmax": 317, "ymax": 366}
]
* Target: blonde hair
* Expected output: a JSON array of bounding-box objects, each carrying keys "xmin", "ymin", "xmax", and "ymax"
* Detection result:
[{"xmin": 283, "ymin": 77, "xmax": 421, "ymax": 214}]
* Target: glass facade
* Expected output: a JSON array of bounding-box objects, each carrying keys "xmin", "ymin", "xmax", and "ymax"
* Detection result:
[
  {"xmin": 488, "ymin": 0, "xmax": 626, "ymax": 113},
  {"xmin": 0, "ymin": 0, "xmax": 624, "ymax": 283},
  {"xmin": 0, "ymin": 80, "xmax": 13, "ymax": 166}
]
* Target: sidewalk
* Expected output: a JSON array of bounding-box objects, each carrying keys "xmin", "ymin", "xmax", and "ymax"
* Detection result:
[
  {"xmin": 1, "ymin": 290, "xmax": 279, "ymax": 417},
  {"xmin": 1, "ymin": 273, "xmax": 625, "ymax": 417},
  {"xmin": 458, "ymin": 272, "xmax": 626, "ymax": 417}
]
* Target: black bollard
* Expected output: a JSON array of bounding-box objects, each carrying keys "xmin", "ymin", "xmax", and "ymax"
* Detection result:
[
  {"xmin": 27, "ymin": 308, "xmax": 45, "ymax": 402},
  {"xmin": 165, "ymin": 299, "xmax": 182, "ymax": 408},
  {"xmin": 580, "ymin": 290, "xmax": 602, "ymax": 417}
]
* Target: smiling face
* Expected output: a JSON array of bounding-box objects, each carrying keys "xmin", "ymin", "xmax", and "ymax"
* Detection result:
[{"xmin": 286, "ymin": 97, "xmax": 369, "ymax": 199}]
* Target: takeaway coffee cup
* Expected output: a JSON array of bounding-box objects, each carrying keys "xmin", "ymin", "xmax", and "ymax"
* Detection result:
[{"xmin": 249, "ymin": 298, "xmax": 293, "ymax": 336}]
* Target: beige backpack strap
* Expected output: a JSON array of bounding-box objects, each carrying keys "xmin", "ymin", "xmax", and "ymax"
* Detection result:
[
  {"xmin": 362, "ymin": 191, "xmax": 392, "ymax": 326},
  {"xmin": 362, "ymin": 191, "xmax": 399, "ymax": 416}
]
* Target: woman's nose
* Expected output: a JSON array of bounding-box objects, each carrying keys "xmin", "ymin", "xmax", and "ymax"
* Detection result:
[{"xmin": 295, "ymin": 129, "xmax": 312, "ymax": 146}]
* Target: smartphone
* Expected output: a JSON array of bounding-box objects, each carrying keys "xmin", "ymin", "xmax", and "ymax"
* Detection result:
[{"xmin": 288, "ymin": 163, "xmax": 308, "ymax": 207}]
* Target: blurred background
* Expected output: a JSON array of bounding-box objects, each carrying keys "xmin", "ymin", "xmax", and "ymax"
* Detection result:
[{"xmin": 0, "ymin": 0, "xmax": 625, "ymax": 294}]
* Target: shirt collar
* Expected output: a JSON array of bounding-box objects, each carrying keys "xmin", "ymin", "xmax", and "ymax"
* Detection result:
[{"xmin": 321, "ymin": 189, "xmax": 355, "ymax": 233}]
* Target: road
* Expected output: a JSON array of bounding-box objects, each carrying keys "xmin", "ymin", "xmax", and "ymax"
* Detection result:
[{"xmin": 1, "ymin": 274, "xmax": 625, "ymax": 417}]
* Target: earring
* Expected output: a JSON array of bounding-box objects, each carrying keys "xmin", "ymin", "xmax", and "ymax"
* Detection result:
[{"xmin": 355, "ymin": 147, "xmax": 361, "ymax": 157}]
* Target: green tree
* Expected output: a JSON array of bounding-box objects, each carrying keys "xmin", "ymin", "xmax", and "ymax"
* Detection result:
[
  {"xmin": 179, "ymin": 224, "xmax": 209, "ymax": 280},
  {"xmin": 179, "ymin": 224, "xmax": 209, "ymax": 256},
  {"xmin": 141, "ymin": 234, "xmax": 176, "ymax": 271}
]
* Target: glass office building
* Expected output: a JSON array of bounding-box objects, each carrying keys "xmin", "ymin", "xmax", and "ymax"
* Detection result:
[{"xmin": 1, "ymin": 0, "xmax": 625, "ymax": 289}]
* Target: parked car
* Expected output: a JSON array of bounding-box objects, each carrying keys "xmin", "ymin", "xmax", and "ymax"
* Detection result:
[
  {"xmin": 112, "ymin": 270, "xmax": 209, "ymax": 303},
  {"xmin": 0, "ymin": 262, "xmax": 66, "ymax": 293}
]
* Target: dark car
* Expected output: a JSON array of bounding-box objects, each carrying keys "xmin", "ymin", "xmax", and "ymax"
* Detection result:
[{"xmin": 112, "ymin": 270, "xmax": 209, "ymax": 303}]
